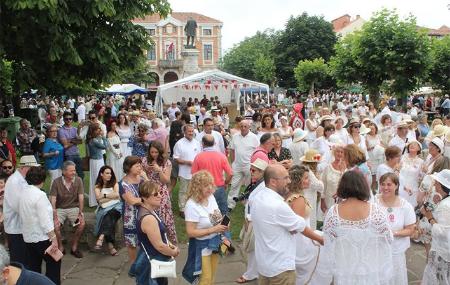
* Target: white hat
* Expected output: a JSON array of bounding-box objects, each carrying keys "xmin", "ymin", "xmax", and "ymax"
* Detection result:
[
  {"xmin": 292, "ymin": 128, "xmax": 308, "ymax": 143},
  {"xmin": 319, "ymin": 115, "xmax": 333, "ymax": 124},
  {"xmin": 431, "ymin": 137, "xmax": 445, "ymax": 153},
  {"xmin": 359, "ymin": 124, "xmax": 371, "ymax": 135},
  {"xmin": 432, "ymin": 125, "xmax": 447, "ymax": 138},
  {"xmin": 397, "ymin": 120, "xmax": 409, "ymax": 129},
  {"xmin": 19, "ymin": 155, "xmax": 40, "ymax": 167},
  {"xmin": 334, "ymin": 116, "xmax": 348, "ymax": 127},
  {"xmin": 250, "ymin": 158, "xmax": 268, "ymax": 171},
  {"xmin": 431, "ymin": 169, "xmax": 450, "ymax": 191},
  {"xmin": 406, "ymin": 139, "xmax": 422, "ymax": 151}
]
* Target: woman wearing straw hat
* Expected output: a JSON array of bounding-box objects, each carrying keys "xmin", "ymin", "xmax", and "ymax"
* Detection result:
[
  {"xmin": 289, "ymin": 129, "xmax": 309, "ymax": 166},
  {"xmin": 420, "ymin": 169, "xmax": 450, "ymax": 285},
  {"xmin": 399, "ymin": 140, "xmax": 424, "ymax": 207},
  {"xmin": 344, "ymin": 118, "xmax": 369, "ymax": 158},
  {"xmin": 333, "ymin": 116, "xmax": 348, "ymax": 143},
  {"xmin": 300, "ymin": 149, "xmax": 324, "ymax": 230}
]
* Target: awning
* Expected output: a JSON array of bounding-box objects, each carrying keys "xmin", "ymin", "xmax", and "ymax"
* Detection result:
[{"xmin": 101, "ymin": 84, "xmax": 149, "ymax": 95}]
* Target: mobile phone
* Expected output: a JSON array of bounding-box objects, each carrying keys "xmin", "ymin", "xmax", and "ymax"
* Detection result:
[
  {"xmin": 73, "ymin": 218, "xmax": 80, "ymax": 227},
  {"xmin": 220, "ymin": 215, "xmax": 230, "ymax": 226}
]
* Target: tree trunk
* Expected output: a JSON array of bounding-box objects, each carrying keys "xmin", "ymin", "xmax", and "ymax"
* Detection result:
[
  {"xmin": 309, "ymin": 81, "xmax": 315, "ymax": 96},
  {"xmin": 368, "ymin": 87, "xmax": 380, "ymax": 107}
]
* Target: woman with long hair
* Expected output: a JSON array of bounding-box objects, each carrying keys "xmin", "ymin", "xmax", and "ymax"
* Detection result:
[
  {"xmin": 116, "ymin": 112, "xmax": 132, "ymax": 158},
  {"xmin": 258, "ymin": 113, "xmax": 277, "ymax": 138},
  {"xmin": 305, "ymin": 110, "xmax": 319, "ymax": 146},
  {"xmin": 375, "ymin": 173, "xmax": 415, "ymax": 285},
  {"xmin": 142, "ymin": 141, "xmax": 177, "ymax": 245},
  {"xmin": 268, "ymin": 133, "xmax": 292, "ymax": 169},
  {"xmin": 320, "ymin": 144, "xmax": 346, "ymax": 214},
  {"xmin": 94, "ymin": 166, "xmax": 122, "ymax": 256},
  {"xmin": 87, "ymin": 123, "xmax": 107, "ymax": 207},
  {"xmin": 398, "ymin": 140, "xmax": 424, "ymax": 207},
  {"xmin": 287, "ymin": 165, "xmax": 326, "ymax": 285},
  {"xmin": 220, "ymin": 106, "xmax": 230, "ymax": 131},
  {"xmin": 106, "ymin": 120, "xmax": 124, "ymax": 180}
]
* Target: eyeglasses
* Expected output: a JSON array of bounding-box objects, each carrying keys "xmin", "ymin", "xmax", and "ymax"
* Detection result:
[
  {"xmin": 64, "ymin": 117, "xmax": 73, "ymax": 121},
  {"xmin": 2, "ymin": 166, "xmax": 13, "ymax": 170},
  {"xmin": 352, "ymin": 125, "xmax": 361, "ymax": 129},
  {"xmin": 89, "ymin": 116, "xmax": 96, "ymax": 120},
  {"xmin": 49, "ymin": 130, "xmax": 58, "ymax": 133},
  {"xmin": 152, "ymin": 191, "xmax": 163, "ymax": 197}
]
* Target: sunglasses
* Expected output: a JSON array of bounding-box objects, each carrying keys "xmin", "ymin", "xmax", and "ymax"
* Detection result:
[
  {"xmin": 89, "ymin": 116, "xmax": 96, "ymax": 120},
  {"xmin": 352, "ymin": 125, "xmax": 361, "ymax": 129},
  {"xmin": 152, "ymin": 191, "xmax": 163, "ymax": 197},
  {"xmin": 2, "ymin": 166, "xmax": 13, "ymax": 170},
  {"xmin": 64, "ymin": 117, "xmax": 73, "ymax": 121}
]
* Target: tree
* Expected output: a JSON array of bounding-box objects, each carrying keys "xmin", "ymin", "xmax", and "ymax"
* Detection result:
[
  {"xmin": 429, "ymin": 36, "xmax": 450, "ymax": 92},
  {"xmin": 0, "ymin": 0, "xmax": 171, "ymax": 95},
  {"xmin": 294, "ymin": 58, "xmax": 329, "ymax": 94},
  {"xmin": 274, "ymin": 13, "xmax": 337, "ymax": 88},
  {"xmin": 0, "ymin": 59, "xmax": 14, "ymax": 98},
  {"xmin": 221, "ymin": 30, "xmax": 276, "ymax": 85},
  {"xmin": 330, "ymin": 9, "xmax": 431, "ymax": 106}
]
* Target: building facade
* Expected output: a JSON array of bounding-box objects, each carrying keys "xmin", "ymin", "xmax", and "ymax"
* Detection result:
[{"xmin": 132, "ymin": 12, "xmax": 223, "ymax": 87}]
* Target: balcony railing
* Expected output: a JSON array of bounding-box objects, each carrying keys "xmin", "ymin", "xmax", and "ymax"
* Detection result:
[{"xmin": 159, "ymin": 59, "xmax": 183, "ymax": 68}]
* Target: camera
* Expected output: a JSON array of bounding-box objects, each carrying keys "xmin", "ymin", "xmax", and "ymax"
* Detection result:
[
  {"xmin": 233, "ymin": 191, "xmax": 251, "ymax": 203},
  {"xmin": 415, "ymin": 202, "xmax": 435, "ymax": 219}
]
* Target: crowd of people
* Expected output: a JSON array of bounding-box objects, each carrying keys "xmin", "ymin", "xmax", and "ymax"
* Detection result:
[{"xmin": 0, "ymin": 91, "xmax": 449, "ymax": 285}]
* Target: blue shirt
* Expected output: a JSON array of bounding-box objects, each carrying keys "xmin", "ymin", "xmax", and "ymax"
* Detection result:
[
  {"xmin": 57, "ymin": 125, "xmax": 79, "ymax": 156},
  {"xmin": 13, "ymin": 262, "xmax": 56, "ymax": 285},
  {"xmin": 42, "ymin": 138, "xmax": 64, "ymax": 170}
]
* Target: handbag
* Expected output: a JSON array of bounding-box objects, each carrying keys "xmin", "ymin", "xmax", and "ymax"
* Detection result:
[{"xmin": 81, "ymin": 156, "xmax": 90, "ymax": 171}]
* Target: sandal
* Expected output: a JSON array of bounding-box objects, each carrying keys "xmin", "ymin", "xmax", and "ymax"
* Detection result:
[
  {"xmin": 94, "ymin": 237, "xmax": 104, "ymax": 250},
  {"xmin": 235, "ymin": 276, "xmax": 255, "ymax": 283},
  {"xmin": 109, "ymin": 247, "xmax": 119, "ymax": 256}
]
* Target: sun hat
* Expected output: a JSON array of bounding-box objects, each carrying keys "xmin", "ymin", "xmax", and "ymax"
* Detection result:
[
  {"xmin": 432, "ymin": 124, "xmax": 447, "ymax": 138},
  {"xmin": 250, "ymin": 158, "xmax": 269, "ymax": 171},
  {"xmin": 445, "ymin": 131, "xmax": 450, "ymax": 143},
  {"xmin": 431, "ymin": 137, "xmax": 445, "ymax": 153},
  {"xmin": 19, "ymin": 155, "xmax": 40, "ymax": 167},
  {"xmin": 362, "ymin": 117, "xmax": 371, "ymax": 124},
  {"xmin": 130, "ymin": 110, "xmax": 140, "ymax": 116},
  {"xmin": 431, "ymin": 169, "xmax": 450, "ymax": 191},
  {"xmin": 292, "ymin": 128, "xmax": 308, "ymax": 143},
  {"xmin": 210, "ymin": 107, "xmax": 220, "ymax": 112},
  {"xmin": 360, "ymin": 124, "xmax": 371, "ymax": 135},
  {"xmin": 347, "ymin": 118, "xmax": 360, "ymax": 127},
  {"xmin": 334, "ymin": 115, "xmax": 348, "ymax": 127},
  {"xmin": 319, "ymin": 115, "xmax": 333, "ymax": 124},
  {"xmin": 406, "ymin": 139, "xmax": 422, "ymax": 151},
  {"xmin": 397, "ymin": 120, "xmax": 409, "ymax": 129},
  {"xmin": 300, "ymin": 149, "xmax": 321, "ymax": 163}
]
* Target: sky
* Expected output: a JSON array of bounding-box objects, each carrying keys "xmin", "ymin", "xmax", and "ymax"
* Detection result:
[{"xmin": 168, "ymin": 0, "xmax": 450, "ymax": 52}]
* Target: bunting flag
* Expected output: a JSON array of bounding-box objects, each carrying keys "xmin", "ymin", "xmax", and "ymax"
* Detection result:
[
  {"xmin": 223, "ymin": 84, "xmax": 228, "ymax": 89},
  {"xmin": 214, "ymin": 84, "xmax": 219, "ymax": 90},
  {"xmin": 205, "ymin": 85, "xmax": 210, "ymax": 90},
  {"xmin": 233, "ymin": 84, "xmax": 238, "ymax": 88}
]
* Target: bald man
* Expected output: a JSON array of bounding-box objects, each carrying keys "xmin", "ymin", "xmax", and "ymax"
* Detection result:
[
  {"xmin": 228, "ymin": 120, "xmax": 259, "ymax": 210},
  {"xmin": 252, "ymin": 165, "xmax": 323, "ymax": 284}
]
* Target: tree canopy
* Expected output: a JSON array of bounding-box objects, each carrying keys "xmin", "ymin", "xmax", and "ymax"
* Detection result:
[
  {"xmin": 274, "ymin": 13, "xmax": 337, "ymax": 88},
  {"xmin": 0, "ymin": 0, "xmax": 171, "ymax": 95},
  {"xmin": 429, "ymin": 36, "xmax": 450, "ymax": 93},
  {"xmin": 294, "ymin": 58, "xmax": 329, "ymax": 94}
]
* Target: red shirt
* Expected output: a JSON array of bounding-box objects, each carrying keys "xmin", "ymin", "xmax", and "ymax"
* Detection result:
[
  {"xmin": 250, "ymin": 146, "xmax": 269, "ymax": 164},
  {"xmin": 191, "ymin": 148, "xmax": 232, "ymax": 187}
]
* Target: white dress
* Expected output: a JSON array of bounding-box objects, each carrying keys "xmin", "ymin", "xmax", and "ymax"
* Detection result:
[
  {"xmin": 398, "ymin": 155, "xmax": 423, "ymax": 207},
  {"xmin": 375, "ymin": 196, "xmax": 416, "ymax": 285},
  {"xmin": 322, "ymin": 203, "xmax": 394, "ymax": 285},
  {"xmin": 306, "ymin": 119, "xmax": 318, "ymax": 146},
  {"xmin": 422, "ymin": 197, "xmax": 450, "ymax": 285},
  {"xmin": 344, "ymin": 133, "xmax": 369, "ymax": 158},
  {"xmin": 116, "ymin": 126, "xmax": 132, "ymax": 158},
  {"xmin": 322, "ymin": 164, "xmax": 345, "ymax": 211},
  {"xmin": 106, "ymin": 134, "xmax": 124, "ymax": 180},
  {"xmin": 366, "ymin": 134, "xmax": 385, "ymax": 175},
  {"xmin": 289, "ymin": 141, "xmax": 309, "ymax": 166},
  {"xmin": 278, "ymin": 126, "xmax": 293, "ymax": 148},
  {"xmin": 302, "ymin": 169, "xmax": 324, "ymax": 230}
]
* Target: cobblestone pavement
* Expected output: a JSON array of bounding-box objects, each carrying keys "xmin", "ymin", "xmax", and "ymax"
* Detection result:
[{"xmin": 61, "ymin": 242, "xmax": 427, "ymax": 285}]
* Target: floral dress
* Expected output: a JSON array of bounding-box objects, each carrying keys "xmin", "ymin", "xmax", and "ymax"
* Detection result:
[
  {"xmin": 120, "ymin": 179, "xmax": 142, "ymax": 247},
  {"xmin": 128, "ymin": 136, "xmax": 149, "ymax": 158},
  {"xmin": 142, "ymin": 157, "xmax": 177, "ymax": 245},
  {"xmin": 268, "ymin": 147, "xmax": 292, "ymax": 162}
]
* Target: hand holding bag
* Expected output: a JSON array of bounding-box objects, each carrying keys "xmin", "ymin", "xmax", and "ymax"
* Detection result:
[{"xmin": 141, "ymin": 241, "xmax": 177, "ymax": 279}]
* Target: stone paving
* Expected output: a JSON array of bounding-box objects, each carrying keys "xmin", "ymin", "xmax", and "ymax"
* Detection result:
[{"xmin": 60, "ymin": 241, "xmax": 427, "ymax": 285}]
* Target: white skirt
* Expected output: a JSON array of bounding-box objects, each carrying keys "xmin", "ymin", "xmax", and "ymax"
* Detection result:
[
  {"xmin": 89, "ymin": 158, "xmax": 104, "ymax": 207},
  {"xmin": 106, "ymin": 151, "xmax": 124, "ymax": 181},
  {"xmin": 120, "ymin": 142, "xmax": 132, "ymax": 158},
  {"xmin": 392, "ymin": 252, "xmax": 408, "ymax": 285}
]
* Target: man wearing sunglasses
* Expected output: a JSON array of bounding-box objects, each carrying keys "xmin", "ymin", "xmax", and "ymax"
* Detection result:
[
  {"xmin": 0, "ymin": 160, "xmax": 14, "ymax": 178},
  {"xmin": 57, "ymin": 112, "xmax": 84, "ymax": 179}
]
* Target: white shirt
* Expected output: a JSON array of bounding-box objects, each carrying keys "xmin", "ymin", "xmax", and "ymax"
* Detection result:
[
  {"xmin": 289, "ymin": 141, "xmax": 309, "ymax": 166},
  {"xmin": 252, "ymin": 186, "xmax": 306, "ymax": 277},
  {"xmin": 76, "ymin": 104, "xmax": 86, "ymax": 121},
  {"xmin": 229, "ymin": 132, "xmax": 259, "ymax": 171},
  {"xmin": 3, "ymin": 170, "xmax": 28, "ymax": 234},
  {"xmin": 19, "ymin": 185, "xmax": 54, "ymax": 243},
  {"xmin": 389, "ymin": 135, "xmax": 408, "ymax": 151},
  {"xmin": 196, "ymin": 130, "xmax": 225, "ymax": 154},
  {"xmin": 173, "ymin": 137, "xmax": 201, "ymax": 179},
  {"xmin": 185, "ymin": 195, "xmax": 220, "ymax": 241},
  {"xmin": 167, "ymin": 107, "xmax": 180, "ymax": 121},
  {"xmin": 68, "ymin": 99, "xmax": 75, "ymax": 109},
  {"xmin": 246, "ymin": 181, "xmax": 266, "ymax": 221}
]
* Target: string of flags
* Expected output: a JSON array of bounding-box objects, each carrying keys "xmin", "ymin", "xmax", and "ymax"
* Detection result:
[{"xmin": 173, "ymin": 79, "xmax": 249, "ymax": 90}]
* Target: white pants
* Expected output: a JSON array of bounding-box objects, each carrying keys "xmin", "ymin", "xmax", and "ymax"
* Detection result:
[
  {"xmin": 227, "ymin": 168, "xmax": 250, "ymax": 209},
  {"xmin": 178, "ymin": 177, "xmax": 190, "ymax": 212},
  {"xmin": 48, "ymin": 169, "xmax": 62, "ymax": 188},
  {"xmin": 242, "ymin": 250, "xmax": 258, "ymax": 281}
]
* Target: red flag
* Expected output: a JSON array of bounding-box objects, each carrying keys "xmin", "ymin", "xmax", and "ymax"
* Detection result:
[{"xmin": 166, "ymin": 43, "xmax": 174, "ymax": 55}]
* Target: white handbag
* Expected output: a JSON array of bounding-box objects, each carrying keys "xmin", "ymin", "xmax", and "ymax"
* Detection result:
[{"xmin": 141, "ymin": 241, "xmax": 177, "ymax": 278}]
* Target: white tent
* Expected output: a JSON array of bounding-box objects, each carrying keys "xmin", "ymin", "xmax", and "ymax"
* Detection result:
[
  {"xmin": 103, "ymin": 84, "xmax": 149, "ymax": 95},
  {"xmin": 155, "ymin": 69, "xmax": 270, "ymax": 115}
]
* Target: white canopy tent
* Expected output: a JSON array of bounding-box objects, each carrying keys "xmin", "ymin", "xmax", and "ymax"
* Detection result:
[{"xmin": 155, "ymin": 69, "xmax": 270, "ymax": 115}]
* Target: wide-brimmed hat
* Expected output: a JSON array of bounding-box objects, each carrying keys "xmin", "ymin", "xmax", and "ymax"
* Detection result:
[
  {"xmin": 360, "ymin": 124, "xmax": 371, "ymax": 135},
  {"xmin": 432, "ymin": 124, "xmax": 447, "ymax": 138},
  {"xmin": 19, "ymin": 155, "xmax": 40, "ymax": 167},
  {"xmin": 300, "ymin": 149, "xmax": 321, "ymax": 163},
  {"xmin": 319, "ymin": 115, "xmax": 333, "ymax": 124},
  {"xmin": 397, "ymin": 120, "xmax": 409, "ymax": 129},
  {"xmin": 431, "ymin": 137, "xmax": 445, "ymax": 153},
  {"xmin": 292, "ymin": 128, "xmax": 308, "ymax": 143},
  {"xmin": 130, "ymin": 110, "xmax": 140, "ymax": 116},
  {"xmin": 348, "ymin": 118, "xmax": 360, "ymax": 126},
  {"xmin": 250, "ymin": 158, "xmax": 269, "ymax": 171},
  {"xmin": 362, "ymin": 117, "xmax": 372, "ymax": 124},
  {"xmin": 334, "ymin": 115, "xmax": 348, "ymax": 126},
  {"xmin": 406, "ymin": 139, "xmax": 422, "ymax": 151},
  {"xmin": 210, "ymin": 107, "xmax": 220, "ymax": 112},
  {"xmin": 431, "ymin": 169, "xmax": 450, "ymax": 191}
]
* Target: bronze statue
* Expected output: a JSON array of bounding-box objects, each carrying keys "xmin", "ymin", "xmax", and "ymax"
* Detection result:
[{"xmin": 184, "ymin": 17, "xmax": 197, "ymax": 48}]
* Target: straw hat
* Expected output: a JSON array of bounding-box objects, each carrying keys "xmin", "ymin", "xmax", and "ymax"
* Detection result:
[
  {"xmin": 348, "ymin": 118, "xmax": 360, "ymax": 126},
  {"xmin": 300, "ymin": 149, "xmax": 321, "ymax": 163},
  {"xmin": 360, "ymin": 124, "xmax": 371, "ymax": 135},
  {"xmin": 406, "ymin": 139, "xmax": 422, "ymax": 151},
  {"xmin": 130, "ymin": 110, "xmax": 140, "ymax": 116},
  {"xmin": 250, "ymin": 158, "xmax": 269, "ymax": 171},
  {"xmin": 362, "ymin": 117, "xmax": 372, "ymax": 124},
  {"xmin": 319, "ymin": 115, "xmax": 333, "ymax": 124},
  {"xmin": 432, "ymin": 124, "xmax": 447, "ymax": 138},
  {"xmin": 431, "ymin": 137, "xmax": 445, "ymax": 153},
  {"xmin": 397, "ymin": 120, "xmax": 409, "ymax": 129},
  {"xmin": 445, "ymin": 131, "xmax": 450, "ymax": 143},
  {"xmin": 292, "ymin": 128, "xmax": 308, "ymax": 143},
  {"xmin": 334, "ymin": 115, "xmax": 348, "ymax": 127},
  {"xmin": 431, "ymin": 169, "xmax": 450, "ymax": 192},
  {"xmin": 19, "ymin": 155, "xmax": 40, "ymax": 167}
]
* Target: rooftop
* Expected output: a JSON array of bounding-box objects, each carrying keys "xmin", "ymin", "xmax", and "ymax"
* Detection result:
[{"xmin": 133, "ymin": 12, "xmax": 222, "ymax": 24}]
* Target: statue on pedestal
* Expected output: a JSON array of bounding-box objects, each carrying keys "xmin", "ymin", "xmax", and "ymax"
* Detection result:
[{"xmin": 184, "ymin": 17, "xmax": 197, "ymax": 48}]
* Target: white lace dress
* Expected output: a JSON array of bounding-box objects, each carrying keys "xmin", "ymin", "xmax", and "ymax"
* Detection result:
[
  {"xmin": 322, "ymin": 203, "xmax": 394, "ymax": 285},
  {"xmin": 106, "ymin": 134, "xmax": 124, "ymax": 180},
  {"xmin": 321, "ymin": 164, "xmax": 345, "ymax": 212},
  {"xmin": 366, "ymin": 134, "xmax": 385, "ymax": 175},
  {"xmin": 422, "ymin": 197, "xmax": 450, "ymax": 285},
  {"xmin": 399, "ymin": 155, "xmax": 423, "ymax": 208},
  {"xmin": 116, "ymin": 126, "xmax": 132, "ymax": 158},
  {"xmin": 302, "ymin": 170, "xmax": 324, "ymax": 230},
  {"xmin": 306, "ymin": 119, "xmax": 318, "ymax": 146}
]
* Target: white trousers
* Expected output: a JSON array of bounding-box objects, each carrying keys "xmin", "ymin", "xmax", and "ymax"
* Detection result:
[
  {"xmin": 48, "ymin": 169, "xmax": 62, "ymax": 188},
  {"xmin": 227, "ymin": 168, "xmax": 250, "ymax": 209},
  {"xmin": 242, "ymin": 250, "xmax": 258, "ymax": 281}
]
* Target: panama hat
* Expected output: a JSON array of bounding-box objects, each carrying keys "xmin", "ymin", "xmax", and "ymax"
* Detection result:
[
  {"xmin": 397, "ymin": 120, "xmax": 409, "ymax": 129},
  {"xmin": 334, "ymin": 115, "xmax": 348, "ymax": 127},
  {"xmin": 250, "ymin": 158, "xmax": 269, "ymax": 171},
  {"xmin": 431, "ymin": 169, "xmax": 450, "ymax": 192},
  {"xmin": 432, "ymin": 125, "xmax": 447, "ymax": 138},
  {"xmin": 19, "ymin": 155, "xmax": 40, "ymax": 167},
  {"xmin": 348, "ymin": 118, "xmax": 360, "ymax": 126},
  {"xmin": 406, "ymin": 139, "xmax": 422, "ymax": 151},
  {"xmin": 319, "ymin": 115, "xmax": 333, "ymax": 124},
  {"xmin": 300, "ymin": 149, "xmax": 321, "ymax": 163},
  {"xmin": 431, "ymin": 137, "xmax": 445, "ymax": 153},
  {"xmin": 292, "ymin": 128, "xmax": 308, "ymax": 143}
]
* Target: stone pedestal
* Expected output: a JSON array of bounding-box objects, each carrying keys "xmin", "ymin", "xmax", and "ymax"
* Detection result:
[{"xmin": 181, "ymin": 48, "xmax": 200, "ymax": 77}]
